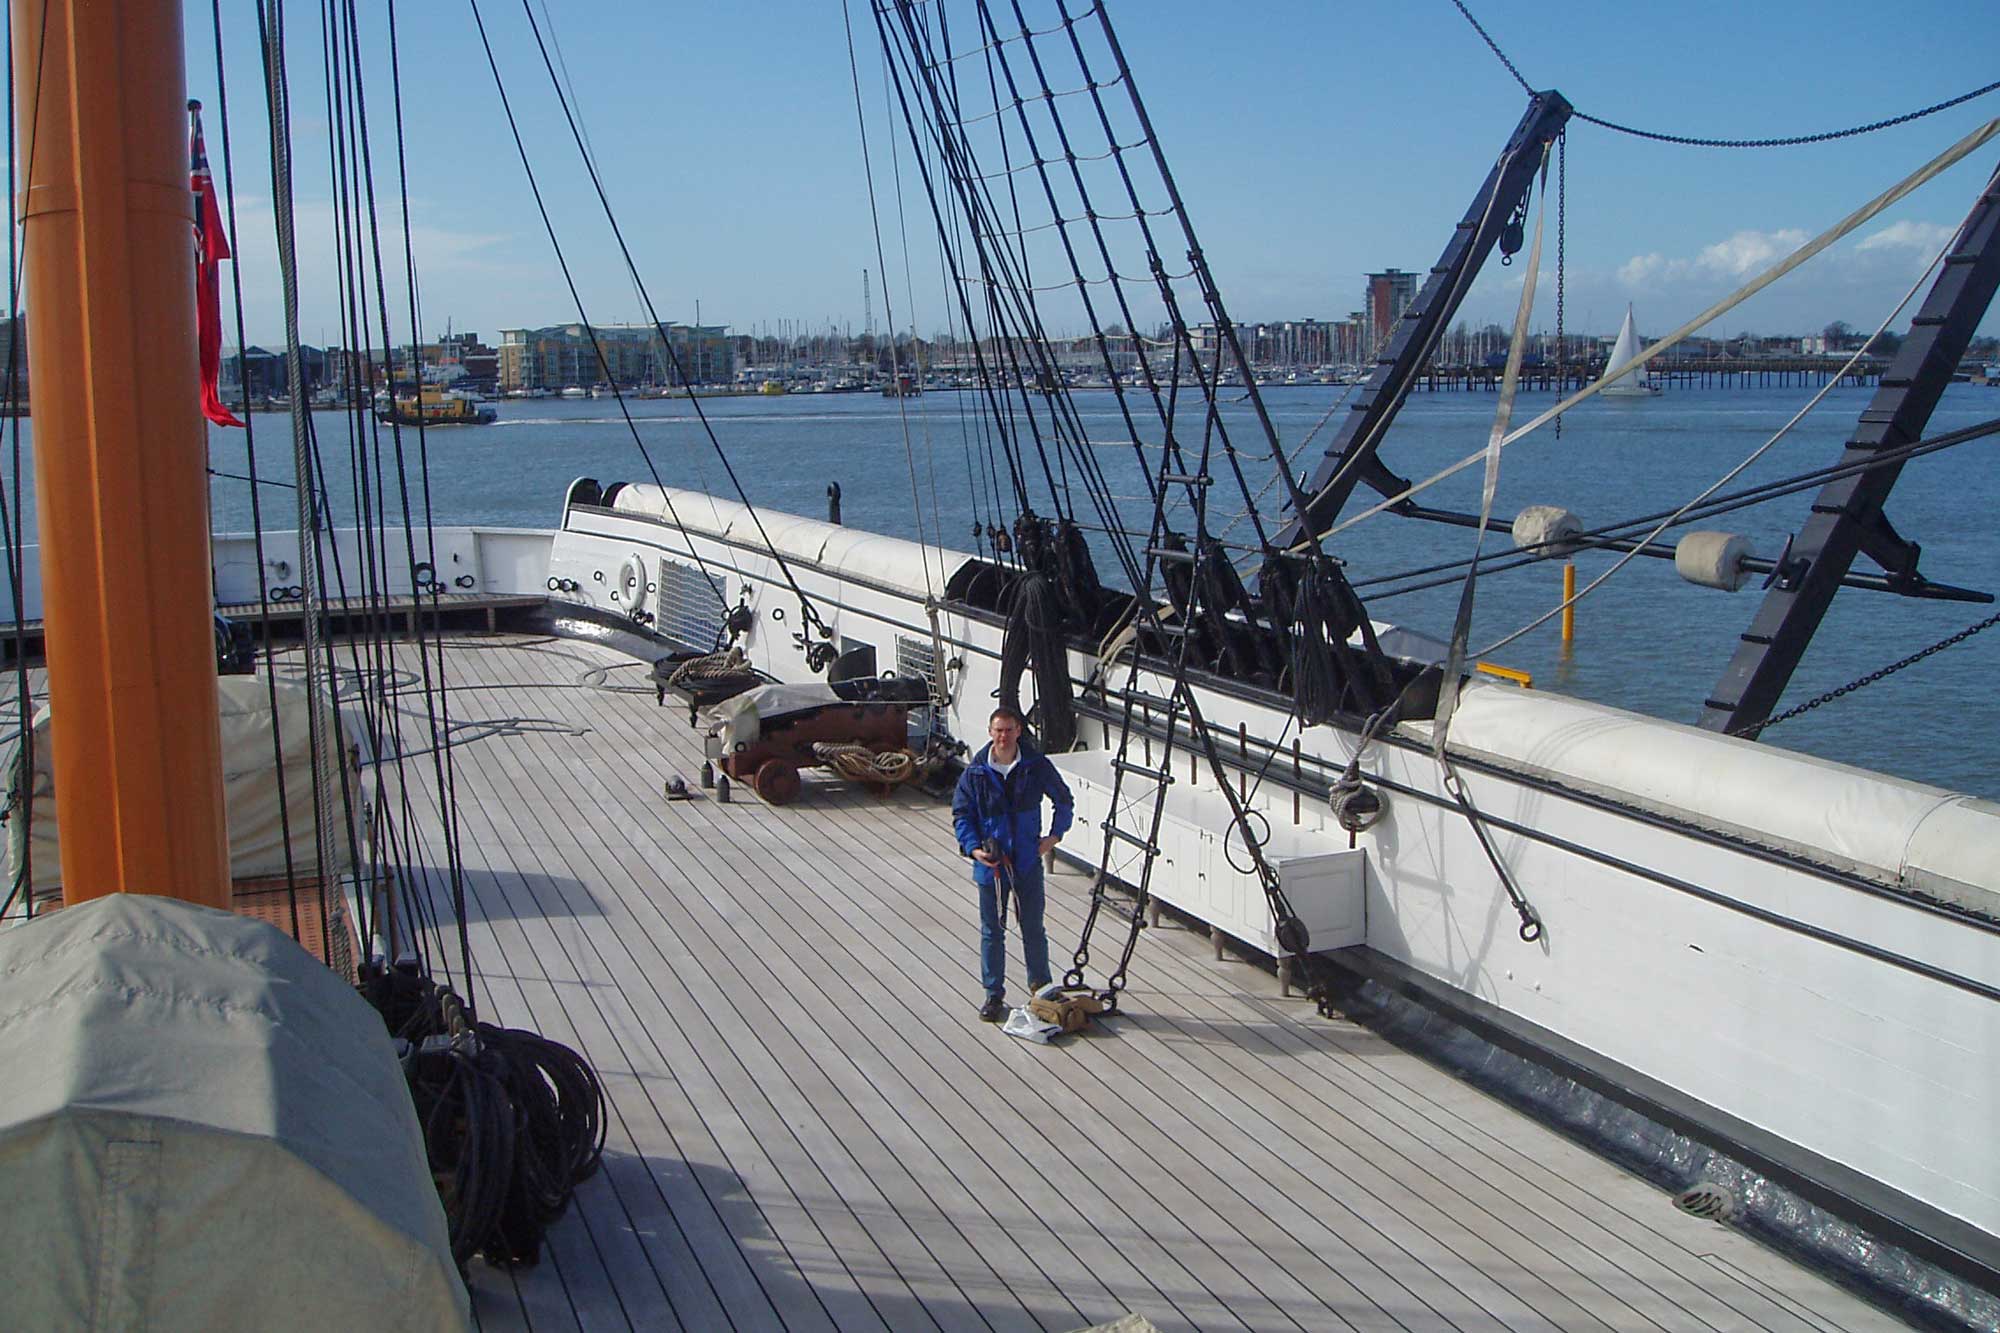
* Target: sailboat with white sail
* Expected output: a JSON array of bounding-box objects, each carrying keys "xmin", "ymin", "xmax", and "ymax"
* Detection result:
[{"xmin": 1601, "ymin": 303, "xmax": 1662, "ymax": 396}]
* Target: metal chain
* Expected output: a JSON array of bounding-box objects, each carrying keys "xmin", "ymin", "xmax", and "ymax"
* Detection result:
[
  {"xmin": 1735, "ymin": 610, "xmax": 2000, "ymax": 738},
  {"xmin": 1450, "ymin": 0, "xmax": 1532, "ymax": 94},
  {"xmin": 1451, "ymin": 0, "xmax": 2000, "ymax": 148},
  {"xmin": 1554, "ymin": 131, "xmax": 1564, "ymax": 440}
]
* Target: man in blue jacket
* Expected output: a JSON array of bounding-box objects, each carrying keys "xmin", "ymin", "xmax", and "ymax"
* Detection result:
[{"xmin": 952, "ymin": 706, "xmax": 1075, "ymax": 1022}]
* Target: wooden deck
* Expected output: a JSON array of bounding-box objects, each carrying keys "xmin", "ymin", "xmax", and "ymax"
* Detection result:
[
  {"xmin": 406, "ymin": 634, "xmax": 1903, "ymax": 1333},
  {"xmin": 1, "ymin": 630, "xmax": 1835, "ymax": 1331}
]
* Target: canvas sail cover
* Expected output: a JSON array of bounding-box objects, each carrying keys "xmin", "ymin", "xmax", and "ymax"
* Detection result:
[
  {"xmin": 4, "ymin": 674, "xmax": 359, "ymax": 901},
  {"xmin": 0, "ymin": 894, "xmax": 467, "ymax": 1328}
]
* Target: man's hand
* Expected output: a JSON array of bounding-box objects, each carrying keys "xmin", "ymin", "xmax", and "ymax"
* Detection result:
[
  {"xmin": 1038, "ymin": 834, "xmax": 1061, "ymax": 857},
  {"xmin": 971, "ymin": 846, "xmax": 1001, "ymax": 867}
]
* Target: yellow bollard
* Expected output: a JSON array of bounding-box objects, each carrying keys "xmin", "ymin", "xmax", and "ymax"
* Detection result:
[{"xmin": 1561, "ymin": 561, "xmax": 1577, "ymax": 649}]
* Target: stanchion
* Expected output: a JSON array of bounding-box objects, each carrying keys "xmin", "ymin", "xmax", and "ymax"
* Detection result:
[{"xmin": 1561, "ymin": 561, "xmax": 1577, "ymax": 650}]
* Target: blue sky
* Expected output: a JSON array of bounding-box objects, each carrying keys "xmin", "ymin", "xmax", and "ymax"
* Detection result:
[{"xmin": 185, "ymin": 0, "xmax": 2000, "ymax": 348}]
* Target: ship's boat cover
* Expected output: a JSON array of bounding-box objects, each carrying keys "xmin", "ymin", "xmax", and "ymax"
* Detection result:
[
  {"xmin": 4, "ymin": 674, "xmax": 358, "ymax": 901},
  {"xmin": 0, "ymin": 894, "xmax": 468, "ymax": 1329},
  {"xmin": 711, "ymin": 681, "xmax": 844, "ymax": 749}
]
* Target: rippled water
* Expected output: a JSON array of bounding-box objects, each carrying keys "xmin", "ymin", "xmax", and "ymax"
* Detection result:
[{"xmin": 168, "ymin": 380, "xmax": 1995, "ymax": 796}]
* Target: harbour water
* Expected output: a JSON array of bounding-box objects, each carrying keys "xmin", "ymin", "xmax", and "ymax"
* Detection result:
[{"xmin": 57, "ymin": 382, "xmax": 2000, "ymax": 794}]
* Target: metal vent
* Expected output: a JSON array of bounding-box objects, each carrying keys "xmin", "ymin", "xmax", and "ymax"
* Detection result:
[
  {"xmin": 896, "ymin": 634, "xmax": 946, "ymax": 745},
  {"xmin": 656, "ymin": 557, "xmax": 724, "ymax": 652},
  {"xmin": 1673, "ymin": 1182, "xmax": 1737, "ymax": 1222}
]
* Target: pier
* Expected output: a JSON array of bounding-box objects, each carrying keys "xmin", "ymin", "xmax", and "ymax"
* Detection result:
[{"xmin": 1409, "ymin": 356, "xmax": 1887, "ymax": 392}]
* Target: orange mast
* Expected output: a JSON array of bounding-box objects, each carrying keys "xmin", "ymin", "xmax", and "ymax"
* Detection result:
[{"xmin": 13, "ymin": 0, "xmax": 228, "ymax": 907}]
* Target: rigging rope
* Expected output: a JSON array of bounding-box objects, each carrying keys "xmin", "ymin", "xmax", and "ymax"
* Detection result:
[
  {"xmin": 466, "ymin": 1, "xmax": 739, "ymax": 636},
  {"xmin": 1313, "ymin": 116, "xmax": 2000, "ymax": 548},
  {"xmin": 0, "ymin": 3, "xmax": 50, "ymax": 921},
  {"xmin": 1473, "ymin": 217, "xmax": 1957, "ymax": 660}
]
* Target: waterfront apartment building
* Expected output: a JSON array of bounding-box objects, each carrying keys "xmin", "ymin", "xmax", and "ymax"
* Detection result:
[
  {"xmin": 499, "ymin": 322, "xmax": 735, "ymax": 392},
  {"xmin": 1364, "ymin": 269, "xmax": 1418, "ymax": 355},
  {"xmin": 1190, "ymin": 317, "xmax": 1368, "ymax": 370}
]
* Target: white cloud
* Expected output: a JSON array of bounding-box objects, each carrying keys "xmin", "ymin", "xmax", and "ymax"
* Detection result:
[
  {"xmin": 1693, "ymin": 228, "xmax": 1811, "ymax": 279},
  {"xmin": 1618, "ymin": 228, "xmax": 1812, "ymax": 289},
  {"xmin": 1855, "ymin": 219, "xmax": 1955, "ymax": 254},
  {"xmin": 1617, "ymin": 252, "xmax": 1666, "ymax": 287}
]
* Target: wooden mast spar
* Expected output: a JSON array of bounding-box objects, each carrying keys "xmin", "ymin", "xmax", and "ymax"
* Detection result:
[{"xmin": 13, "ymin": 0, "xmax": 228, "ymax": 908}]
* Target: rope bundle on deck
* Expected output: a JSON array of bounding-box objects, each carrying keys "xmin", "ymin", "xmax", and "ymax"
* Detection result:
[
  {"xmin": 812, "ymin": 741, "xmax": 920, "ymax": 785},
  {"xmin": 359, "ymin": 963, "xmax": 607, "ymax": 1269},
  {"xmin": 666, "ymin": 645, "xmax": 749, "ymax": 685}
]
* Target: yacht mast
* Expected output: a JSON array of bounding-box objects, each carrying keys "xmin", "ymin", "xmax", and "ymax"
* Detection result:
[{"xmin": 12, "ymin": 0, "xmax": 229, "ymax": 906}]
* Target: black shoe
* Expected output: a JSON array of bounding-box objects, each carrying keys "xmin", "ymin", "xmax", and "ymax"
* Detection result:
[{"xmin": 978, "ymin": 996, "xmax": 1007, "ymax": 1022}]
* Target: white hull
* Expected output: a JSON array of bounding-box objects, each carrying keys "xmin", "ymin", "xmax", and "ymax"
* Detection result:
[{"xmin": 540, "ymin": 484, "xmax": 2000, "ymax": 1263}]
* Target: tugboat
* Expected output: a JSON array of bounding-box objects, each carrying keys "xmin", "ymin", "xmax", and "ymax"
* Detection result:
[{"xmin": 373, "ymin": 386, "xmax": 498, "ymax": 426}]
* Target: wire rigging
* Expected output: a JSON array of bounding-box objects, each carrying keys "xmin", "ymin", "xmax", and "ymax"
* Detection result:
[{"xmin": 504, "ymin": 0, "xmax": 841, "ymax": 650}]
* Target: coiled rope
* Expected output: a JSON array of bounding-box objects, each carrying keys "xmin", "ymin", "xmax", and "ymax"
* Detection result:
[
  {"xmin": 359, "ymin": 965, "xmax": 606, "ymax": 1269},
  {"xmin": 666, "ymin": 646, "xmax": 750, "ymax": 686},
  {"xmin": 812, "ymin": 741, "xmax": 921, "ymax": 785}
]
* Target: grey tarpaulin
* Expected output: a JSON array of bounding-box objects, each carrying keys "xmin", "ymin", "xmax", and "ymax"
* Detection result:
[
  {"xmin": 0, "ymin": 894, "xmax": 467, "ymax": 1329},
  {"xmin": 5, "ymin": 674, "xmax": 360, "ymax": 902}
]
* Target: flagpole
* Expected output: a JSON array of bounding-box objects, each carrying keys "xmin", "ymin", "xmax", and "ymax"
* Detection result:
[{"xmin": 13, "ymin": 0, "xmax": 230, "ymax": 908}]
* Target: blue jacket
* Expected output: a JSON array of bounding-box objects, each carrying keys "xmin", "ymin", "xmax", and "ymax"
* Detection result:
[{"xmin": 951, "ymin": 740, "xmax": 1075, "ymax": 887}]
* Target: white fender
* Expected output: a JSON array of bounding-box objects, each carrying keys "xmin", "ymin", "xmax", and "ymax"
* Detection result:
[{"xmin": 618, "ymin": 552, "xmax": 648, "ymax": 615}]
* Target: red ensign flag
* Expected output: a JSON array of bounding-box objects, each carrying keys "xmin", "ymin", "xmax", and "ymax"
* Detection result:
[{"xmin": 190, "ymin": 101, "xmax": 243, "ymax": 428}]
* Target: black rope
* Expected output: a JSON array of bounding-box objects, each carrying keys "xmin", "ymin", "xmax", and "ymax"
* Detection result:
[
  {"xmin": 361, "ymin": 965, "xmax": 606, "ymax": 1269},
  {"xmin": 465, "ymin": 0, "xmax": 736, "ymax": 635},
  {"xmin": 355, "ymin": 0, "xmax": 477, "ymax": 1004},
  {"xmin": 210, "ymin": 0, "xmax": 309, "ymax": 944},
  {"xmin": 1356, "ymin": 414, "xmax": 2000, "ymax": 603},
  {"xmin": 510, "ymin": 0, "xmax": 834, "ymax": 644},
  {"xmin": 0, "ymin": 2, "xmax": 49, "ymax": 921},
  {"xmin": 1451, "ymin": 0, "xmax": 2000, "ymax": 148}
]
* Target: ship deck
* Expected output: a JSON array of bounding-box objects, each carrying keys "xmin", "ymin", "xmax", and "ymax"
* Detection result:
[{"xmin": 316, "ymin": 634, "xmax": 1909, "ymax": 1330}]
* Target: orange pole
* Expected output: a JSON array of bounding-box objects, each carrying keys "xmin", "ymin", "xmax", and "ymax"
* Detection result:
[
  {"xmin": 1561, "ymin": 561, "xmax": 1577, "ymax": 649},
  {"xmin": 15, "ymin": 0, "xmax": 229, "ymax": 907}
]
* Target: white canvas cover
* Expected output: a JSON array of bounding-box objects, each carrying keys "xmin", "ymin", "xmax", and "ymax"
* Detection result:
[
  {"xmin": 5, "ymin": 674, "xmax": 358, "ymax": 900},
  {"xmin": 711, "ymin": 681, "xmax": 843, "ymax": 750},
  {"xmin": 0, "ymin": 894, "xmax": 467, "ymax": 1328}
]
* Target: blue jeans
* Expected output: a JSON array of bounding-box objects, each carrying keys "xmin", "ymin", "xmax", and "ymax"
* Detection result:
[{"xmin": 979, "ymin": 859, "xmax": 1049, "ymax": 1000}]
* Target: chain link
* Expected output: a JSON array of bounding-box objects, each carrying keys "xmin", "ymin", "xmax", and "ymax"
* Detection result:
[
  {"xmin": 1736, "ymin": 611, "xmax": 2000, "ymax": 738},
  {"xmin": 1554, "ymin": 131, "xmax": 1565, "ymax": 440},
  {"xmin": 1452, "ymin": 0, "xmax": 2000, "ymax": 148}
]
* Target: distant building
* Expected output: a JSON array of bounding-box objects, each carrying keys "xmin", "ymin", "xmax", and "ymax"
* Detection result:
[
  {"xmin": 436, "ymin": 331, "xmax": 499, "ymax": 392},
  {"xmin": 1364, "ymin": 269, "xmax": 1418, "ymax": 354},
  {"xmin": 0, "ymin": 316, "xmax": 25, "ymax": 392},
  {"xmin": 219, "ymin": 345, "xmax": 328, "ymax": 401},
  {"xmin": 498, "ymin": 322, "xmax": 735, "ymax": 392}
]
